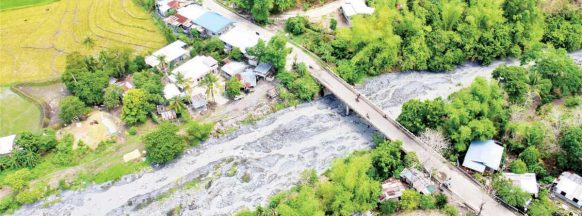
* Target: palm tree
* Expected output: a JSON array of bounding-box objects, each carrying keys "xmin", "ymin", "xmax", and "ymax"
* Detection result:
[
  {"xmin": 83, "ymin": 36, "xmax": 96, "ymax": 50},
  {"xmin": 156, "ymin": 55, "xmax": 168, "ymax": 73},
  {"xmin": 174, "ymin": 71, "xmax": 194, "ymax": 103},
  {"xmin": 200, "ymin": 73, "xmax": 221, "ymax": 103},
  {"xmin": 168, "ymin": 97, "xmax": 187, "ymax": 115}
]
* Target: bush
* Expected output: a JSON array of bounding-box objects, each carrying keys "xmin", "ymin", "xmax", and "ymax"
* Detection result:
[
  {"xmin": 15, "ymin": 185, "xmax": 44, "ymax": 205},
  {"xmin": 285, "ymin": 16, "xmax": 308, "ymax": 35},
  {"xmin": 185, "ymin": 121, "xmax": 214, "ymax": 146},
  {"xmin": 229, "ymin": 47, "xmax": 243, "ymax": 61},
  {"xmin": 143, "ymin": 123, "xmax": 185, "ymax": 164},
  {"xmin": 226, "ymin": 77, "xmax": 243, "ymax": 99},
  {"xmin": 564, "ymin": 96, "xmax": 581, "ymax": 107},
  {"xmin": 509, "ymin": 159, "xmax": 528, "ymax": 174},
  {"xmin": 379, "ymin": 199, "xmax": 398, "ymax": 215},
  {"xmin": 399, "ymin": 189, "xmax": 421, "ymax": 210},
  {"xmin": 434, "ymin": 193, "xmax": 448, "ymax": 209},
  {"xmin": 442, "ymin": 204, "xmax": 458, "ymax": 216},
  {"xmin": 128, "ymin": 127, "xmax": 138, "ymax": 136},
  {"xmin": 241, "ymin": 172, "xmax": 251, "ymax": 183},
  {"xmin": 420, "ymin": 194, "xmax": 437, "ymax": 209},
  {"xmin": 329, "ymin": 18, "xmax": 337, "ymax": 31},
  {"xmin": 4, "ymin": 169, "xmax": 32, "ymax": 192},
  {"xmin": 0, "ymin": 196, "xmax": 15, "ymax": 212}
]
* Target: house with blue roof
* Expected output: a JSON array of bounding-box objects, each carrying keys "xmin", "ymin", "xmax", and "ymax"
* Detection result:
[
  {"xmin": 462, "ymin": 140, "xmax": 504, "ymax": 173},
  {"xmin": 194, "ymin": 12, "xmax": 233, "ymax": 36}
]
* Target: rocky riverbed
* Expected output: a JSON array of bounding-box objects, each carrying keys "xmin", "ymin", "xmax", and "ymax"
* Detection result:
[{"xmin": 14, "ymin": 51, "xmax": 582, "ymax": 216}]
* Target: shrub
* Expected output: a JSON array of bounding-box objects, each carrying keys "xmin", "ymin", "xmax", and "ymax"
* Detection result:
[
  {"xmin": 419, "ymin": 194, "xmax": 437, "ymax": 209},
  {"xmin": 226, "ymin": 77, "xmax": 243, "ymax": 99},
  {"xmin": 128, "ymin": 127, "xmax": 138, "ymax": 136},
  {"xmin": 442, "ymin": 204, "xmax": 458, "ymax": 216},
  {"xmin": 329, "ymin": 18, "xmax": 337, "ymax": 31},
  {"xmin": 379, "ymin": 199, "xmax": 398, "ymax": 215},
  {"xmin": 285, "ymin": 16, "xmax": 308, "ymax": 35},
  {"xmin": 4, "ymin": 169, "xmax": 32, "ymax": 192},
  {"xmin": 185, "ymin": 121, "xmax": 214, "ymax": 146},
  {"xmin": 434, "ymin": 193, "xmax": 448, "ymax": 209},
  {"xmin": 59, "ymin": 96, "xmax": 90, "ymax": 124},
  {"xmin": 143, "ymin": 123, "xmax": 185, "ymax": 164},
  {"xmin": 0, "ymin": 196, "xmax": 15, "ymax": 212},
  {"xmin": 399, "ymin": 189, "xmax": 421, "ymax": 210},
  {"xmin": 242, "ymin": 172, "xmax": 251, "ymax": 183},
  {"xmin": 509, "ymin": 159, "xmax": 528, "ymax": 174},
  {"xmin": 15, "ymin": 185, "xmax": 44, "ymax": 205},
  {"xmin": 564, "ymin": 96, "xmax": 581, "ymax": 107}
]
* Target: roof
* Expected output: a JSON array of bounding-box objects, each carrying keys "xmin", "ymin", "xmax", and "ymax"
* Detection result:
[
  {"xmin": 502, "ymin": 173, "xmax": 539, "ymax": 196},
  {"xmin": 0, "ymin": 134, "xmax": 16, "ymax": 155},
  {"xmin": 170, "ymin": 56, "xmax": 218, "ymax": 84},
  {"xmin": 164, "ymin": 83, "xmax": 183, "ymax": 99},
  {"xmin": 462, "ymin": 140, "xmax": 504, "ymax": 173},
  {"xmin": 145, "ymin": 40, "xmax": 188, "ymax": 67},
  {"xmin": 194, "ymin": 12, "xmax": 233, "ymax": 34},
  {"xmin": 164, "ymin": 14, "xmax": 191, "ymax": 26},
  {"xmin": 191, "ymin": 93, "xmax": 208, "ymax": 109},
  {"xmin": 178, "ymin": 5, "xmax": 207, "ymax": 21},
  {"xmin": 341, "ymin": 0, "xmax": 374, "ymax": 18},
  {"xmin": 555, "ymin": 172, "xmax": 582, "ymax": 200},
  {"xmin": 219, "ymin": 24, "xmax": 260, "ymax": 52},
  {"xmin": 237, "ymin": 69, "xmax": 257, "ymax": 88},
  {"xmin": 254, "ymin": 62, "xmax": 273, "ymax": 77},
  {"xmin": 222, "ymin": 61, "xmax": 248, "ymax": 77},
  {"xmin": 160, "ymin": 110, "xmax": 177, "ymax": 120},
  {"xmin": 168, "ymin": 0, "xmax": 180, "ymax": 9},
  {"xmin": 380, "ymin": 178, "xmax": 406, "ymax": 201},
  {"xmin": 400, "ymin": 168, "xmax": 436, "ymax": 194}
]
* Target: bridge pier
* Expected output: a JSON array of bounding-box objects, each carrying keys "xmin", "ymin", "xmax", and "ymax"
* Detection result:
[{"xmin": 345, "ymin": 104, "xmax": 350, "ymax": 116}]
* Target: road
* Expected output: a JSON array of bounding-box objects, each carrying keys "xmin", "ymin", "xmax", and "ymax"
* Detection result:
[{"xmin": 203, "ymin": 1, "xmax": 517, "ymax": 215}]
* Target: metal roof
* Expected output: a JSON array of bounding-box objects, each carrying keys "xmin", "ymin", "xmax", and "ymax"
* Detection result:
[
  {"xmin": 145, "ymin": 40, "xmax": 188, "ymax": 67},
  {"xmin": 555, "ymin": 172, "xmax": 582, "ymax": 204},
  {"xmin": 0, "ymin": 134, "xmax": 16, "ymax": 155},
  {"xmin": 462, "ymin": 140, "xmax": 504, "ymax": 173},
  {"xmin": 194, "ymin": 12, "xmax": 232, "ymax": 34},
  {"xmin": 502, "ymin": 172, "xmax": 539, "ymax": 196}
]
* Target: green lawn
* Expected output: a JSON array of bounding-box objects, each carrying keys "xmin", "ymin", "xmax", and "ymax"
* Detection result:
[
  {"xmin": 0, "ymin": 87, "xmax": 41, "ymax": 136},
  {"xmin": 0, "ymin": 0, "xmax": 59, "ymax": 11}
]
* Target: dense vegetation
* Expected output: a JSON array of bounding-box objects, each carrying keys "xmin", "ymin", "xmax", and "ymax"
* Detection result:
[
  {"xmin": 142, "ymin": 121, "xmax": 214, "ymax": 164},
  {"xmin": 228, "ymin": 0, "xmax": 330, "ymax": 23},
  {"xmin": 238, "ymin": 139, "xmax": 458, "ymax": 216},
  {"xmin": 286, "ymin": 0, "xmax": 582, "ymax": 84}
]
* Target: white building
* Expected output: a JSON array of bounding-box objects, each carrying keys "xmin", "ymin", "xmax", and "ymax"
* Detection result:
[
  {"xmin": 177, "ymin": 5, "xmax": 207, "ymax": 22},
  {"xmin": 221, "ymin": 61, "xmax": 248, "ymax": 78},
  {"xmin": 163, "ymin": 83, "xmax": 184, "ymax": 100},
  {"xmin": 554, "ymin": 172, "xmax": 582, "ymax": 208},
  {"xmin": 170, "ymin": 55, "xmax": 218, "ymax": 86},
  {"xmin": 502, "ymin": 173, "xmax": 539, "ymax": 197},
  {"xmin": 462, "ymin": 140, "xmax": 504, "ymax": 173},
  {"xmin": 145, "ymin": 40, "xmax": 189, "ymax": 70},
  {"xmin": 340, "ymin": 0, "xmax": 375, "ymax": 25},
  {"xmin": 0, "ymin": 134, "xmax": 16, "ymax": 155},
  {"xmin": 219, "ymin": 24, "xmax": 261, "ymax": 54}
]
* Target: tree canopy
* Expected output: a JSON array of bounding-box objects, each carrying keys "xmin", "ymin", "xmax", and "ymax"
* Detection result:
[{"xmin": 142, "ymin": 123, "xmax": 185, "ymax": 164}]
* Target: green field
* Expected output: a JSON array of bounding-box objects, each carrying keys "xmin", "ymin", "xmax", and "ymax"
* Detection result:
[
  {"xmin": 0, "ymin": 87, "xmax": 41, "ymax": 136},
  {"xmin": 0, "ymin": 0, "xmax": 58, "ymax": 10}
]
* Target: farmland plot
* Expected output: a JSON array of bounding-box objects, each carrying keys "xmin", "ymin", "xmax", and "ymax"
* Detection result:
[{"xmin": 0, "ymin": 0, "xmax": 166, "ymax": 84}]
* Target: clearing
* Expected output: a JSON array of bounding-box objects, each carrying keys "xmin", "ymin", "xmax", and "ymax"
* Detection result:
[
  {"xmin": 0, "ymin": 87, "xmax": 41, "ymax": 136},
  {"xmin": 0, "ymin": 0, "xmax": 166, "ymax": 84}
]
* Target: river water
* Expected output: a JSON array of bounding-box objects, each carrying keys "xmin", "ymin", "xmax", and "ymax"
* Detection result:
[{"xmin": 14, "ymin": 51, "xmax": 582, "ymax": 215}]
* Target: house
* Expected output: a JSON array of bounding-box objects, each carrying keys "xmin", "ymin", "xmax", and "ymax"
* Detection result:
[
  {"xmin": 219, "ymin": 24, "xmax": 260, "ymax": 54},
  {"xmin": 380, "ymin": 178, "xmax": 406, "ymax": 201},
  {"xmin": 156, "ymin": 0, "xmax": 181, "ymax": 16},
  {"xmin": 221, "ymin": 61, "xmax": 248, "ymax": 78},
  {"xmin": 164, "ymin": 14, "xmax": 193, "ymax": 32},
  {"xmin": 340, "ymin": 0, "xmax": 375, "ymax": 25},
  {"xmin": 462, "ymin": 140, "xmax": 504, "ymax": 173},
  {"xmin": 502, "ymin": 173, "xmax": 539, "ymax": 197},
  {"xmin": 163, "ymin": 83, "xmax": 184, "ymax": 100},
  {"xmin": 0, "ymin": 134, "xmax": 16, "ymax": 155},
  {"xmin": 177, "ymin": 4, "xmax": 207, "ymax": 33},
  {"xmin": 145, "ymin": 40, "xmax": 189, "ymax": 70},
  {"xmin": 254, "ymin": 62, "xmax": 273, "ymax": 78},
  {"xmin": 400, "ymin": 168, "xmax": 437, "ymax": 194},
  {"xmin": 193, "ymin": 12, "xmax": 233, "ymax": 36},
  {"xmin": 553, "ymin": 172, "xmax": 582, "ymax": 208},
  {"xmin": 170, "ymin": 55, "xmax": 218, "ymax": 86},
  {"xmin": 191, "ymin": 93, "xmax": 208, "ymax": 111},
  {"xmin": 236, "ymin": 69, "xmax": 257, "ymax": 91},
  {"xmin": 113, "ymin": 75, "xmax": 134, "ymax": 92}
]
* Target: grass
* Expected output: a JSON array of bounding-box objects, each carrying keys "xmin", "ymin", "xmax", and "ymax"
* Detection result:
[
  {"xmin": 0, "ymin": 0, "xmax": 59, "ymax": 11},
  {"xmin": 0, "ymin": 0, "xmax": 166, "ymax": 84},
  {"xmin": 92, "ymin": 162, "xmax": 147, "ymax": 184},
  {"xmin": 0, "ymin": 87, "xmax": 41, "ymax": 136}
]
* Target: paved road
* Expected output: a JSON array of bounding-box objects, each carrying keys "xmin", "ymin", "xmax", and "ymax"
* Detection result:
[{"xmin": 203, "ymin": 1, "xmax": 517, "ymax": 215}]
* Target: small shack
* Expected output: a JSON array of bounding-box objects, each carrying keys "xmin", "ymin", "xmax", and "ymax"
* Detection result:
[
  {"xmin": 221, "ymin": 61, "xmax": 248, "ymax": 78},
  {"xmin": 462, "ymin": 140, "xmax": 504, "ymax": 173},
  {"xmin": 553, "ymin": 172, "xmax": 582, "ymax": 209},
  {"xmin": 254, "ymin": 62, "xmax": 273, "ymax": 78},
  {"xmin": 380, "ymin": 178, "xmax": 406, "ymax": 201},
  {"xmin": 0, "ymin": 134, "xmax": 16, "ymax": 155},
  {"xmin": 400, "ymin": 168, "xmax": 437, "ymax": 195},
  {"xmin": 502, "ymin": 172, "xmax": 539, "ymax": 197},
  {"xmin": 157, "ymin": 105, "xmax": 177, "ymax": 121},
  {"xmin": 236, "ymin": 69, "xmax": 257, "ymax": 91},
  {"xmin": 191, "ymin": 93, "xmax": 208, "ymax": 111}
]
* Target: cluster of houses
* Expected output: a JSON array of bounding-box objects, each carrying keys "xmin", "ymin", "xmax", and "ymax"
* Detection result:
[
  {"xmin": 144, "ymin": 1, "xmax": 274, "ymax": 120},
  {"xmin": 380, "ymin": 167, "xmax": 438, "ymax": 201}
]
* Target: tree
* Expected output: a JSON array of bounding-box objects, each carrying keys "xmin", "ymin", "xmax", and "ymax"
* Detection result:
[
  {"xmin": 133, "ymin": 70, "xmax": 164, "ymax": 103},
  {"xmin": 397, "ymin": 98, "xmax": 446, "ymax": 134},
  {"xmin": 519, "ymin": 146, "xmax": 540, "ymax": 167},
  {"xmin": 419, "ymin": 194, "xmax": 437, "ymax": 209},
  {"xmin": 142, "ymin": 123, "xmax": 185, "ymax": 164},
  {"xmin": 542, "ymin": 10, "xmax": 582, "ymax": 52},
  {"xmin": 379, "ymin": 200, "xmax": 398, "ymax": 215},
  {"xmin": 492, "ymin": 175, "xmax": 531, "ymax": 208},
  {"xmin": 329, "ymin": 18, "xmax": 337, "ymax": 31},
  {"xmin": 273, "ymin": 0, "xmax": 295, "ymax": 11},
  {"xmin": 15, "ymin": 129, "xmax": 57, "ymax": 154},
  {"xmin": 61, "ymin": 58, "xmax": 109, "ymax": 105},
  {"xmin": 531, "ymin": 49, "xmax": 582, "ymax": 101},
  {"xmin": 103, "ymin": 85, "xmax": 123, "ymax": 109},
  {"xmin": 229, "ymin": 47, "xmax": 243, "ymax": 61},
  {"xmin": 509, "ymin": 159, "xmax": 528, "ymax": 174},
  {"xmin": 434, "ymin": 193, "xmax": 448, "ymax": 209},
  {"xmin": 558, "ymin": 126, "xmax": 582, "ymax": 172},
  {"xmin": 225, "ymin": 77, "xmax": 243, "ymax": 99},
  {"xmin": 201, "ymin": 73, "xmax": 221, "ymax": 103},
  {"xmin": 370, "ymin": 140, "xmax": 403, "ymax": 179},
  {"xmin": 82, "ymin": 36, "xmax": 96, "ymax": 50},
  {"xmin": 121, "ymin": 89, "xmax": 152, "ymax": 125},
  {"xmin": 185, "ymin": 121, "xmax": 214, "ymax": 146},
  {"xmin": 59, "ymin": 96, "xmax": 90, "ymax": 124},
  {"xmin": 400, "ymin": 189, "xmax": 421, "ymax": 210},
  {"xmin": 251, "ymin": 0, "xmax": 273, "ymax": 24},
  {"xmin": 155, "ymin": 55, "xmax": 168, "ymax": 72},
  {"xmin": 261, "ymin": 35, "xmax": 290, "ymax": 73},
  {"xmin": 285, "ymin": 16, "xmax": 308, "ymax": 35},
  {"xmin": 492, "ymin": 65, "xmax": 529, "ymax": 104},
  {"xmin": 527, "ymin": 190, "xmax": 556, "ymax": 216},
  {"xmin": 168, "ymin": 97, "xmax": 187, "ymax": 116},
  {"xmin": 4, "ymin": 169, "xmax": 31, "ymax": 192}
]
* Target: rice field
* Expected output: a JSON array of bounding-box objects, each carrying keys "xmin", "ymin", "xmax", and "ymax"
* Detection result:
[
  {"xmin": 0, "ymin": 87, "xmax": 41, "ymax": 136},
  {"xmin": 0, "ymin": 0, "xmax": 166, "ymax": 84}
]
